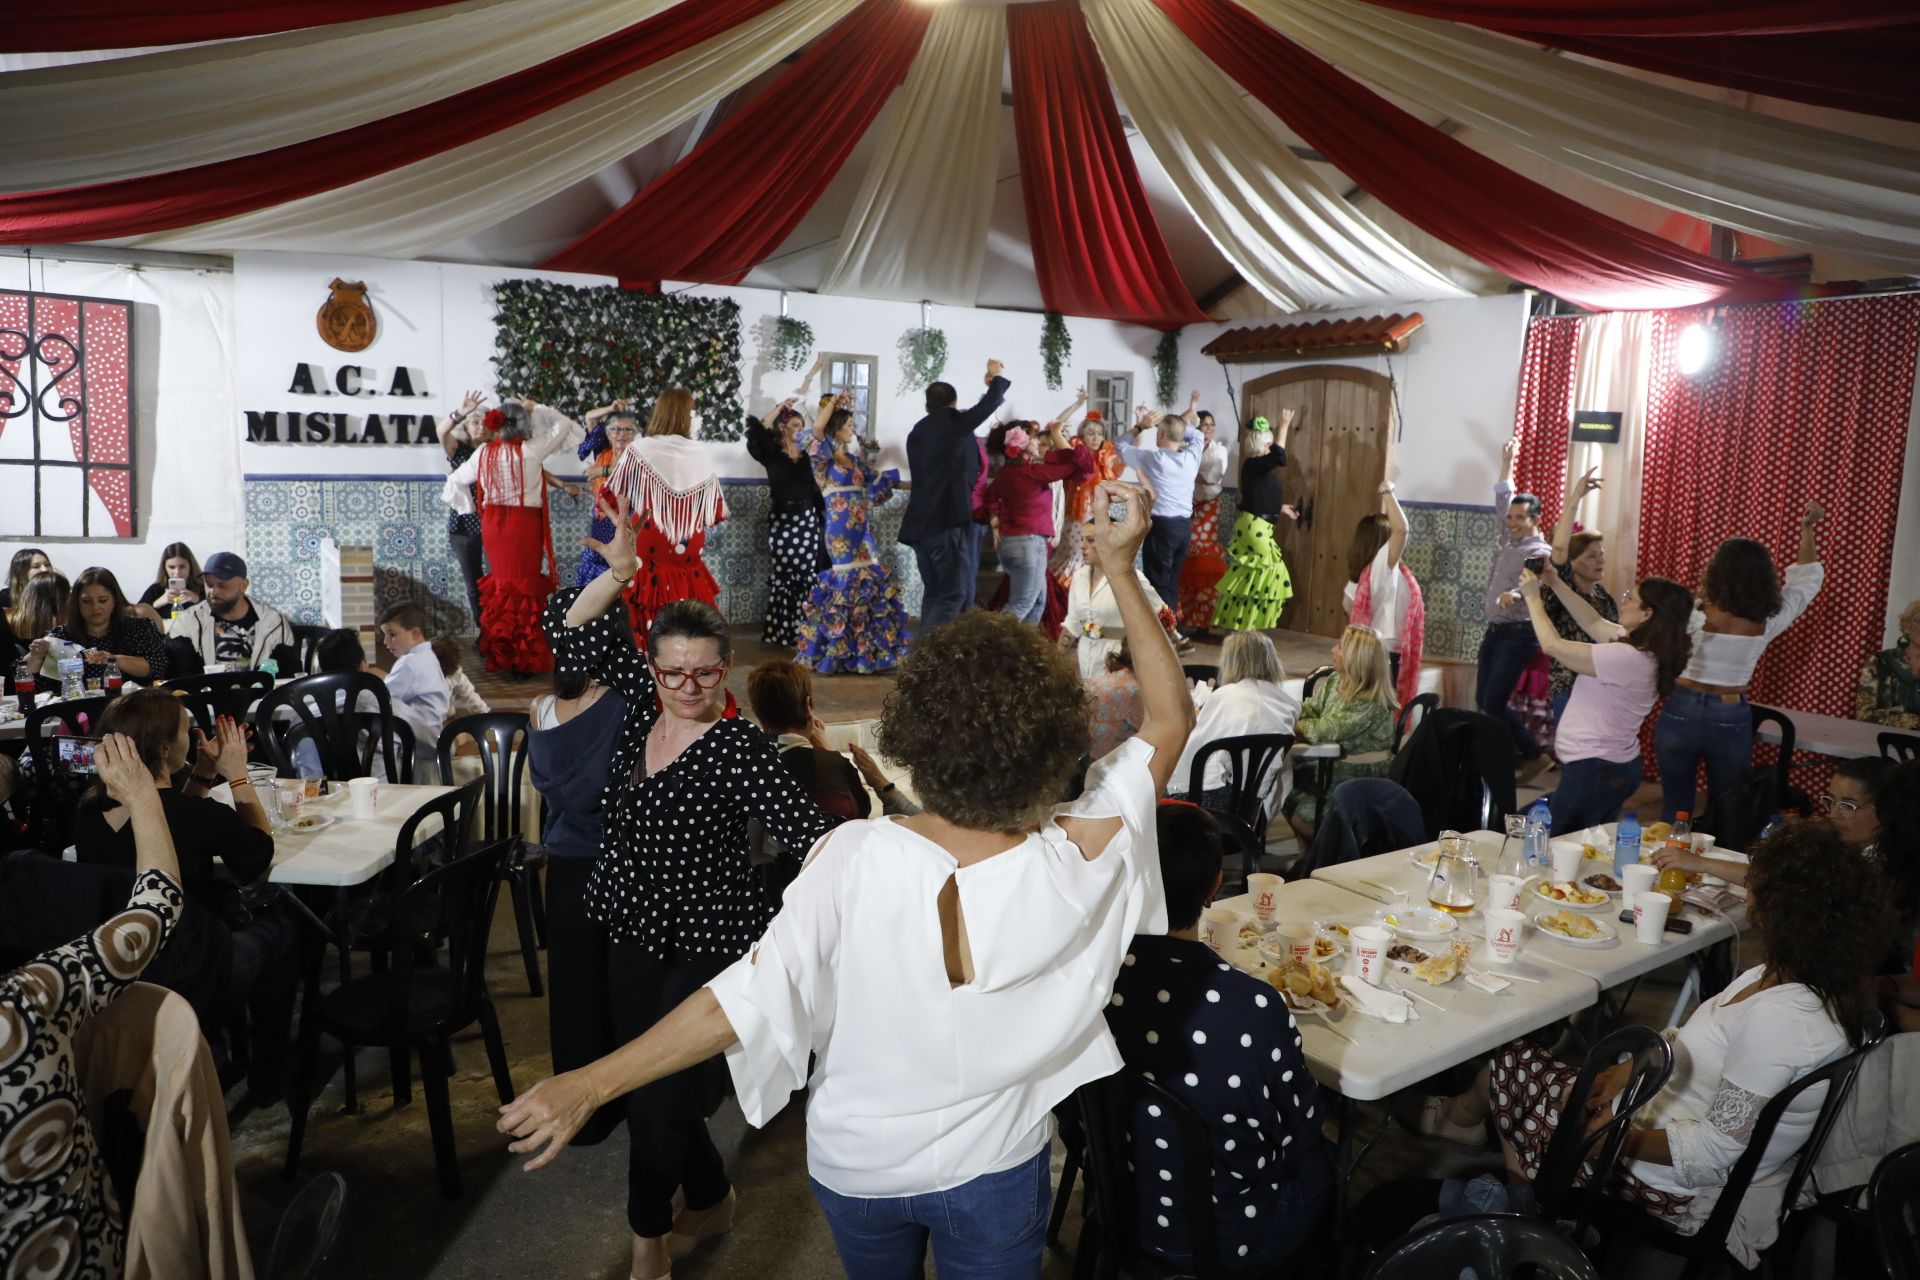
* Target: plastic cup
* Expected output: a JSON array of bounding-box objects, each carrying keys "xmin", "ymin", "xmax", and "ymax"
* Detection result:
[
  {"xmin": 1632, "ymin": 892, "xmax": 1672, "ymax": 943},
  {"xmin": 1621, "ymin": 863, "xmax": 1658, "ymax": 901},
  {"xmin": 1484, "ymin": 908, "xmax": 1526, "ymax": 964},
  {"xmin": 303, "ymin": 775, "xmax": 322, "ymax": 800},
  {"xmin": 1349, "ymin": 925, "xmax": 1391, "ymax": 986},
  {"xmin": 1201, "ymin": 905, "xmax": 1238, "ymax": 954},
  {"xmin": 1550, "ymin": 842, "xmax": 1583, "ymax": 884},
  {"xmin": 1690, "ymin": 833, "xmax": 1717, "ymax": 856},
  {"xmin": 1488, "ymin": 874, "xmax": 1527, "ymax": 912},
  {"xmin": 348, "ymin": 776, "xmax": 378, "ymax": 820},
  {"xmin": 1247, "ymin": 874, "xmax": 1283, "ymax": 922}
]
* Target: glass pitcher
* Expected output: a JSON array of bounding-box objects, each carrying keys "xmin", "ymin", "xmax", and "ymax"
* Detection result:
[{"xmin": 1427, "ymin": 834, "xmax": 1481, "ymax": 915}]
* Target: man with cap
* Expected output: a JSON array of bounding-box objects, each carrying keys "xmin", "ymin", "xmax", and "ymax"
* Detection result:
[{"xmin": 166, "ymin": 551, "xmax": 299, "ymax": 674}]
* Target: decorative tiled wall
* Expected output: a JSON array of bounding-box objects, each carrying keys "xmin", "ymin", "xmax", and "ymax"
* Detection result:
[{"xmin": 243, "ymin": 477, "xmax": 1495, "ymax": 660}]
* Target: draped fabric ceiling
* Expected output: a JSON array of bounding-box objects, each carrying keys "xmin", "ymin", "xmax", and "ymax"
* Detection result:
[{"xmin": 4, "ymin": 0, "xmax": 1918, "ymax": 322}]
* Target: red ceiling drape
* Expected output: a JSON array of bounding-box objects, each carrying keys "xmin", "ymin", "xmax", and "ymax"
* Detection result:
[
  {"xmin": 0, "ymin": 0, "xmax": 787, "ymax": 246},
  {"xmin": 0, "ymin": 0, "xmax": 462, "ymax": 52},
  {"xmin": 1352, "ymin": 0, "xmax": 1915, "ymax": 35},
  {"xmin": 1152, "ymin": 0, "xmax": 1797, "ymax": 311},
  {"xmin": 1637, "ymin": 295, "xmax": 1920, "ymax": 720},
  {"xmin": 1006, "ymin": 2, "xmax": 1206, "ymax": 328},
  {"xmin": 546, "ymin": 0, "xmax": 931, "ymax": 285},
  {"xmin": 1510, "ymin": 28, "xmax": 1920, "ymax": 123}
]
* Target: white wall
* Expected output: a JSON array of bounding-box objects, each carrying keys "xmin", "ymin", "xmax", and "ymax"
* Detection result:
[{"xmin": 1172, "ymin": 293, "xmax": 1534, "ymax": 507}]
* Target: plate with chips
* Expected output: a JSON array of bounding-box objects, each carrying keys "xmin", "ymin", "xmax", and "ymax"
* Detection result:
[{"xmin": 1533, "ymin": 909, "xmax": 1618, "ymax": 947}]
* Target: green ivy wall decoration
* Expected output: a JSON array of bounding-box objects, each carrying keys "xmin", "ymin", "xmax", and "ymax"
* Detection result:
[
  {"xmin": 1153, "ymin": 328, "xmax": 1182, "ymax": 408},
  {"xmin": 897, "ymin": 326, "xmax": 949, "ymax": 391},
  {"xmin": 491, "ymin": 279, "xmax": 745, "ymax": 441},
  {"xmin": 1040, "ymin": 312, "xmax": 1072, "ymax": 391},
  {"xmin": 769, "ymin": 315, "xmax": 815, "ymax": 373}
]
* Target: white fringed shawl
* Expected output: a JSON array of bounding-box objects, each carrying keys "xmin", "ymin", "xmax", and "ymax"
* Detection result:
[{"xmin": 605, "ymin": 435, "xmax": 726, "ymax": 551}]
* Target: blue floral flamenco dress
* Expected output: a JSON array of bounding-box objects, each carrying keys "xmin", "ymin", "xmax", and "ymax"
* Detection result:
[{"xmin": 795, "ymin": 435, "xmax": 912, "ymax": 674}]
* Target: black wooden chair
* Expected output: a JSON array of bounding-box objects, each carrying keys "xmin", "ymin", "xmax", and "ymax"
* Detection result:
[
  {"xmin": 1870, "ymin": 1141, "xmax": 1920, "ymax": 1280},
  {"xmin": 1186, "ymin": 733, "xmax": 1293, "ymax": 852},
  {"xmin": 437, "ymin": 713, "xmax": 543, "ymax": 997},
  {"xmin": 1531, "ymin": 1025, "xmax": 1674, "ymax": 1243},
  {"xmin": 1599, "ymin": 1016, "xmax": 1887, "ymax": 1278},
  {"xmin": 285, "ymin": 836, "xmax": 514, "ymax": 1198},
  {"xmin": 20, "ymin": 695, "xmax": 115, "ymax": 849},
  {"xmin": 1749, "ymin": 705, "xmax": 1798, "ymax": 798},
  {"xmin": 1365, "ymin": 1215, "xmax": 1598, "ymax": 1280},
  {"xmin": 1182, "ymin": 663, "xmax": 1219, "ymax": 687},
  {"xmin": 1393, "ymin": 692, "xmax": 1440, "ymax": 754},
  {"xmin": 255, "ymin": 673, "xmax": 408, "ymax": 782},
  {"xmin": 163, "ymin": 669, "xmax": 276, "ymax": 736},
  {"xmin": 1880, "ymin": 731, "xmax": 1920, "ymax": 764},
  {"xmin": 290, "ymin": 624, "xmax": 330, "ymax": 677}
]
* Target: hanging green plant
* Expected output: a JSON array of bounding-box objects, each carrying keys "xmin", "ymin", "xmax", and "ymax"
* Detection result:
[
  {"xmin": 768, "ymin": 314, "xmax": 815, "ymax": 373},
  {"xmin": 897, "ymin": 326, "xmax": 949, "ymax": 391},
  {"xmin": 1040, "ymin": 311, "xmax": 1072, "ymax": 391},
  {"xmin": 1153, "ymin": 328, "xmax": 1182, "ymax": 408}
]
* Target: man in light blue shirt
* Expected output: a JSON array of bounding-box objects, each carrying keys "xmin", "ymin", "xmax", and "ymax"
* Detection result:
[
  {"xmin": 1116, "ymin": 392, "xmax": 1202, "ymax": 633},
  {"xmin": 1478, "ymin": 437, "xmax": 1553, "ymax": 777}
]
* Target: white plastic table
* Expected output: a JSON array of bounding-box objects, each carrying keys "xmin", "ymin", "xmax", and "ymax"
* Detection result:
[
  {"xmin": 1214, "ymin": 879, "xmax": 1596, "ymax": 1102},
  {"xmin": 268, "ymin": 782, "xmax": 454, "ymax": 887},
  {"xmin": 1753, "ymin": 705, "xmax": 1887, "ymax": 760}
]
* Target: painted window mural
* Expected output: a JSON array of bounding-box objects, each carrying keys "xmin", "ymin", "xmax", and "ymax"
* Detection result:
[{"xmin": 0, "ymin": 289, "xmax": 136, "ymax": 538}]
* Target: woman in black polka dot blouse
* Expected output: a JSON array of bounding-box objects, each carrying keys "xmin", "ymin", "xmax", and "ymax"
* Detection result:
[{"xmin": 545, "ymin": 495, "xmax": 839, "ymax": 1280}]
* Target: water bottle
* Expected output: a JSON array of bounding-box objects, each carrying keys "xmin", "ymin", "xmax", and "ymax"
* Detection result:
[
  {"xmin": 103, "ymin": 657, "xmax": 122, "ymax": 696},
  {"xmin": 58, "ymin": 656, "xmax": 85, "ymax": 701},
  {"xmin": 1524, "ymin": 798, "xmax": 1552, "ymax": 870},
  {"xmin": 1756, "ymin": 813, "xmax": 1784, "ymax": 847},
  {"xmin": 1613, "ymin": 812, "xmax": 1641, "ymax": 878}
]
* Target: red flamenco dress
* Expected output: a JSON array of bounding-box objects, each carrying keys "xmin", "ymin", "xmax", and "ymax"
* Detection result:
[
  {"xmin": 604, "ymin": 434, "xmax": 727, "ymax": 647},
  {"xmin": 473, "ymin": 440, "xmax": 555, "ymax": 674}
]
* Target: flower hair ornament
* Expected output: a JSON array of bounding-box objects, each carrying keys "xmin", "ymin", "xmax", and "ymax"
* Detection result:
[
  {"xmin": 1084, "ymin": 410, "xmax": 1103, "ymax": 422},
  {"xmin": 482, "ymin": 407, "xmax": 507, "ymax": 434},
  {"xmin": 1002, "ymin": 425, "xmax": 1031, "ymax": 458}
]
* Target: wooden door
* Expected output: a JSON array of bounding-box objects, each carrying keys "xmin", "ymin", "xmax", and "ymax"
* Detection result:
[{"xmin": 1242, "ymin": 366, "xmax": 1395, "ymax": 638}]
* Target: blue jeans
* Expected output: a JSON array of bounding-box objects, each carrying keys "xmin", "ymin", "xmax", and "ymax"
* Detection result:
[
  {"xmin": 962, "ymin": 522, "xmax": 986, "ymax": 612},
  {"xmin": 1143, "ymin": 515, "xmax": 1192, "ymax": 615},
  {"xmin": 1548, "ymin": 755, "xmax": 1644, "ymax": 836},
  {"xmin": 913, "ymin": 526, "xmax": 975, "ymax": 632},
  {"xmin": 1000, "ymin": 534, "xmax": 1049, "ymax": 623},
  {"xmin": 1653, "ymin": 688, "xmax": 1753, "ymax": 821},
  {"xmin": 810, "ymin": 1147, "xmax": 1051, "ymax": 1280},
  {"xmin": 1475, "ymin": 622, "xmax": 1541, "ymax": 761}
]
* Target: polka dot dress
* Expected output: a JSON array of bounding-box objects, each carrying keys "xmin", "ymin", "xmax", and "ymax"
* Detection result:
[
  {"xmin": 1103, "ymin": 935, "xmax": 1333, "ymax": 1268},
  {"xmin": 765, "ymin": 507, "xmax": 824, "ymax": 649},
  {"xmin": 543, "ymin": 590, "xmax": 838, "ymax": 959}
]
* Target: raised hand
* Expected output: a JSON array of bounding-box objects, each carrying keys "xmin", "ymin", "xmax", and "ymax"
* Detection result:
[
  {"xmin": 985, "ymin": 359, "xmax": 1005, "ymax": 382},
  {"xmin": 1188, "ymin": 389, "xmax": 1200, "ymax": 407},
  {"xmin": 1378, "ymin": 481, "xmax": 1396, "ymax": 496},
  {"xmin": 1502, "ymin": 436, "xmax": 1518, "ymax": 467},
  {"xmin": 1089, "ymin": 480, "xmax": 1152, "ymax": 572},
  {"xmin": 1802, "ymin": 501, "xmax": 1825, "ymax": 527},
  {"xmin": 457, "ymin": 389, "xmax": 486, "ymax": 418},
  {"xmin": 213, "ymin": 715, "xmax": 250, "ymax": 779},
  {"xmin": 1575, "ymin": 466, "xmax": 1603, "ymax": 499},
  {"xmin": 95, "ymin": 734, "xmax": 159, "ymax": 810},
  {"xmin": 582, "ymin": 493, "xmax": 639, "ymax": 578}
]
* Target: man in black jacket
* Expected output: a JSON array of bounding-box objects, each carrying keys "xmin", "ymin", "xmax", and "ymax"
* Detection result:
[{"xmin": 900, "ymin": 358, "xmax": 1009, "ymax": 631}]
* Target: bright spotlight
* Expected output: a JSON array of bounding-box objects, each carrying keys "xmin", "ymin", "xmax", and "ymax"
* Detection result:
[{"xmin": 1677, "ymin": 323, "xmax": 1713, "ymax": 376}]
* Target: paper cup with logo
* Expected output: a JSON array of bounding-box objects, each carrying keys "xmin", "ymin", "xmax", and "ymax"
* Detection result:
[
  {"xmin": 1349, "ymin": 925, "xmax": 1391, "ymax": 986},
  {"xmin": 348, "ymin": 776, "xmax": 379, "ymax": 820},
  {"xmin": 1201, "ymin": 906, "xmax": 1238, "ymax": 954},
  {"xmin": 1488, "ymin": 874, "xmax": 1527, "ymax": 912},
  {"xmin": 1632, "ymin": 891, "xmax": 1672, "ymax": 943},
  {"xmin": 1247, "ymin": 873, "xmax": 1283, "ymax": 922},
  {"xmin": 1550, "ymin": 842, "xmax": 1583, "ymax": 885},
  {"xmin": 1621, "ymin": 863, "xmax": 1658, "ymax": 901},
  {"xmin": 1483, "ymin": 908, "xmax": 1526, "ymax": 964}
]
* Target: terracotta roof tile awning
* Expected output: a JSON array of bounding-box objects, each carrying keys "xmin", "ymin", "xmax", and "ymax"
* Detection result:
[{"xmin": 1201, "ymin": 313, "xmax": 1425, "ymax": 364}]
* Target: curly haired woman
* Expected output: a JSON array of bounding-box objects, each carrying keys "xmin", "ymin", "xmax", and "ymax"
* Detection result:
[
  {"xmin": 502, "ymin": 482, "xmax": 1194, "ymax": 1279},
  {"xmin": 1653, "ymin": 505, "xmax": 1824, "ymax": 820}
]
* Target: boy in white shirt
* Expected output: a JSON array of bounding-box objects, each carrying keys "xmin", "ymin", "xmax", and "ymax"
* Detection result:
[{"xmin": 378, "ymin": 603, "xmax": 451, "ymax": 774}]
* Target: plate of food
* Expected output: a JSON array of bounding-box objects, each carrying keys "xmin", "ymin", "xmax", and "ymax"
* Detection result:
[
  {"xmin": 1381, "ymin": 906, "xmax": 1460, "ymax": 941},
  {"xmin": 1267, "ymin": 958, "xmax": 1342, "ymax": 1014},
  {"xmin": 284, "ymin": 813, "xmax": 335, "ymax": 835},
  {"xmin": 1534, "ymin": 909, "xmax": 1618, "ymax": 947},
  {"xmin": 1409, "ymin": 942, "xmax": 1469, "ymax": 986},
  {"xmin": 1386, "ymin": 942, "xmax": 1432, "ymax": 972},
  {"xmin": 1533, "ymin": 880, "xmax": 1613, "ymax": 912},
  {"xmin": 1580, "ymin": 871, "xmax": 1623, "ymax": 897}
]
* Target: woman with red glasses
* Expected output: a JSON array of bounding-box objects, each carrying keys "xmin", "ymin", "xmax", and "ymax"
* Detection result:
[{"xmin": 536, "ymin": 496, "xmax": 839, "ymax": 1280}]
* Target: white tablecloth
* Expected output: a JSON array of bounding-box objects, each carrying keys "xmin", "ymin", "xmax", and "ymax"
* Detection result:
[{"xmin": 267, "ymin": 782, "xmax": 455, "ymax": 887}]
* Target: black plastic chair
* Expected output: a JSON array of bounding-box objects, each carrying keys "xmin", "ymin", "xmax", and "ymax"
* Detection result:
[
  {"xmin": 1750, "ymin": 705, "xmax": 1798, "ymax": 798},
  {"xmin": 437, "ymin": 712, "xmax": 543, "ymax": 997},
  {"xmin": 163, "ymin": 669, "xmax": 276, "ymax": 736},
  {"xmin": 20, "ymin": 695, "xmax": 114, "ymax": 849},
  {"xmin": 1183, "ymin": 663, "xmax": 1219, "ymax": 686},
  {"xmin": 290, "ymin": 623, "xmax": 330, "ymax": 676},
  {"xmin": 285, "ymin": 714, "xmax": 416, "ymax": 785},
  {"xmin": 267, "ymin": 1172, "xmax": 347, "ymax": 1280},
  {"xmin": 286, "ymin": 835, "xmax": 512, "ymax": 1198},
  {"xmin": 1210, "ymin": 811, "xmax": 1266, "ymax": 893},
  {"xmin": 255, "ymin": 673, "xmax": 407, "ymax": 782},
  {"xmin": 1364, "ymin": 1214, "xmax": 1599, "ymax": 1280},
  {"xmin": 1881, "ymin": 731, "xmax": 1920, "ymax": 764},
  {"xmin": 1870, "ymin": 1141, "xmax": 1920, "ymax": 1280},
  {"xmin": 1393, "ymin": 692, "xmax": 1439, "ymax": 754},
  {"xmin": 1187, "ymin": 733, "xmax": 1294, "ymax": 850},
  {"xmin": 1301, "ymin": 665, "xmax": 1334, "ymax": 703},
  {"xmin": 1600, "ymin": 1016, "xmax": 1887, "ymax": 1278},
  {"xmin": 1531, "ymin": 1025, "xmax": 1674, "ymax": 1243}
]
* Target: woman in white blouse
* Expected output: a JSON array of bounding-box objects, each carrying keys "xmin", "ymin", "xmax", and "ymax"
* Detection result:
[
  {"xmin": 1061, "ymin": 554, "xmax": 1171, "ymax": 683},
  {"xmin": 1170, "ymin": 630, "xmax": 1299, "ymax": 809},
  {"xmin": 500, "ymin": 483, "xmax": 1193, "ymax": 1279},
  {"xmin": 1652, "ymin": 503, "xmax": 1824, "ymax": 820}
]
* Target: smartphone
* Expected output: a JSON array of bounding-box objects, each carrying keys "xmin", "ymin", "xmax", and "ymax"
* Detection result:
[
  {"xmin": 1524, "ymin": 555, "xmax": 1548, "ymax": 576},
  {"xmin": 168, "ymin": 576, "xmax": 186, "ymax": 595},
  {"xmin": 59, "ymin": 736, "xmax": 102, "ymax": 774}
]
